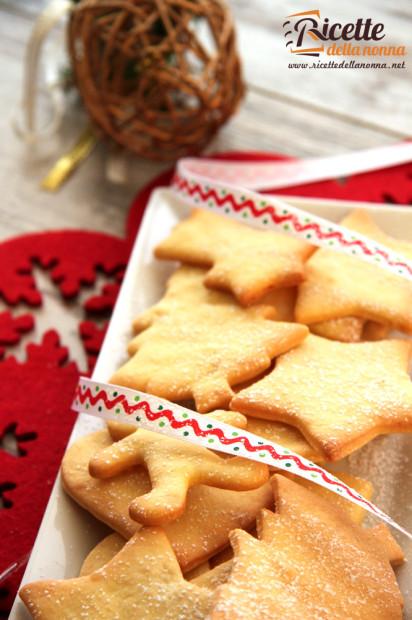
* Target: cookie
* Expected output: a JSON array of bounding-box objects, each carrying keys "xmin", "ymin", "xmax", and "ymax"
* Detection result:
[
  {"xmin": 231, "ymin": 334, "xmax": 412, "ymax": 460},
  {"xmin": 286, "ymin": 470, "xmax": 373, "ymax": 524},
  {"xmin": 310, "ymin": 317, "xmax": 390, "ymax": 342},
  {"xmin": 258, "ymin": 287, "xmax": 296, "ymax": 321},
  {"xmin": 89, "ymin": 425, "xmax": 269, "ymax": 525},
  {"xmin": 80, "ymin": 532, "xmax": 125, "ymax": 577},
  {"xmin": 363, "ymin": 320, "xmax": 390, "ymax": 341},
  {"xmin": 107, "ymin": 409, "xmax": 248, "ymax": 442},
  {"xmin": 20, "ymin": 527, "xmax": 213, "ymax": 620},
  {"xmin": 80, "ymin": 533, "xmax": 213, "ymax": 580},
  {"xmin": 210, "ymin": 475, "xmax": 403, "ymax": 620},
  {"xmin": 244, "ymin": 416, "xmax": 323, "ymax": 462},
  {"xmin": 296, "ymin": 209, "xmax": 412, "ymax": 334},
  {"xmin": 310, "ymin": 316, "xmax": 364, "ymax": 342},
  {"xmin": 259, "ymin": 284, "xmax": 387, "ymax": 343},
  {"xmin": 154, "ymin": 209, "xmax": 313, "ymax": 305},
  {"xmin": 112, "ymin": 267, "xmax": 308, "ymax": 412},
  {"xmin": 62, "ymin": 430, "xmax": 273, "ymax": 571}
]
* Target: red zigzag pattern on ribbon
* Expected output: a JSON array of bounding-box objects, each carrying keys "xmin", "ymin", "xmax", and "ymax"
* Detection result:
[
  {"xmin": 75, "ymin": 384, "xmax": 379, "ymax": 517},
  {"xmin": 173, "ymin": 174, "xmax": 412, "ymax": 277}
]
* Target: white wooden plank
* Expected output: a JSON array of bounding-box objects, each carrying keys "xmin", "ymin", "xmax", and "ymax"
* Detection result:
[{"xmin": 230, "ymin": 0, "xmax": 412, "ymax": 134}]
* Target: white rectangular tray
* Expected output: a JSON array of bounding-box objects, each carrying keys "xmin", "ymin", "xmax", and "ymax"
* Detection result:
[{"xmin": 10, "ymin": 188, "xmax": 412, "ymax": 618}]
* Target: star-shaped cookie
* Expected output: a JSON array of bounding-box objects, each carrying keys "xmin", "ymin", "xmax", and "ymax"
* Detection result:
[
  {"xmin": 296, "ymin": 209, "xmax": 412, "ymax": 334},
  {"xmin": 20, "ymin": 527, "xmax": 213, "ymax": 620},
  {"xmin": 112, "ymin": 267, "xmax": 308, "ymax": 412},
  {"xmin": 210, "ymin": 475, "xmax": 403, "ymax": 620},
  {"xmin": 154, "ymin": 209, "xmax": 313, "ymax": 305},
  {"xmin": 89, "ymin": 423, "xmax": 269, "ymax": 525},
  {"xmin": 310, "ymin": 317, "xmax": 389, "ymax": 343},
  {"xmin": 231, "ymin": 334, "xmax": 412, "ymax": 460}
]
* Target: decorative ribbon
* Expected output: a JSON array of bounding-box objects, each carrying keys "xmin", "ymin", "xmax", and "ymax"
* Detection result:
[
  {"xmin": 73, "ymin": 378, "xmax": 412, "ymax": 540},
  {"xmin": 173, "ymin": 144, "xmax": 412, "ymax": 283}
]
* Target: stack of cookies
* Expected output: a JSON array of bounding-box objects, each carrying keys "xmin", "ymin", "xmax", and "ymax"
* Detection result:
[{"xmin": 20, "ymin": 208, "xmax": 412, "ymax": 619}]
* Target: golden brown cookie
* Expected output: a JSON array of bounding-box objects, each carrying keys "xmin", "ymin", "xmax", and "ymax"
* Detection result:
[
  {"xmin": 89, "ymin": 426, "xmax": 269, "ymax": 525},
  {"xmin": 107, "ymin": 410, "xmax": 248, "ymax": 442},
  {"xmin": 154, "ymin": 209, "xmax": 313, "ymax": 305},
  {"xmin": 244, "ymin": 416, "xmax": 323, "ymax": 462},
  {"xmin": 231, "ymin": 334, "xmax": 412, "ymax": 460},
  {"xmin": 211, "ymin": 475, "xmax": 403, "ymax": 620},
  {"xmin": 79, "ymin": 531, "xmax": 233, "ymax": 588},
  {"xmin": 310, "ymin": 316, "xmax": 364, "ymax": 342},
  {"xmin": 79, "ymin": 532, "xmax": 125, "ymax": 577},
  {"xmin": 296, "ymin": 209, "xmax": 412, "ymax": 334},
  {"xmin": 79, "ymin": 533, "xmax": 215, "ymax": 580},
  {"xmin": 62, "ymin": 430, "xmax": 273, "ymax": 572},
  {"xmin": 112, "ymin": 267, "xmax": 308, "ymax": 412},
  {"xmin": 20, "ymin": 528, "xmax": 213, "ymax": 620},
  {"xmin": 286, "ymin": 470, "xmax": 373, "ymax": 524},
  {"xmin": 363, "ymin": 320, "xmax": 390, "ymax": 341},
  {"xmin": 258, "ymin": 287, "xmax": 296, "ymax": 321}
]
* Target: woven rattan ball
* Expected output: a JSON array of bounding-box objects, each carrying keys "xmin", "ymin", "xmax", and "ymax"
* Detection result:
[{"xmin": 69, "ymin": 0, "xmax": 244, "ymax": 160}]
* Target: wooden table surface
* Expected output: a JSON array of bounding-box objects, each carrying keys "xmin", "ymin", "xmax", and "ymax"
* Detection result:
[{"xmin": 0, "ymin": 0, "xmax": 411, "ymax": 369}]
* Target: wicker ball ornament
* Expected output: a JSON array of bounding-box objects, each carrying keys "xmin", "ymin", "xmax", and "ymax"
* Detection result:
[{"xmin": 69, "ymin": 0, "xmax": 245, "ymax": 160}]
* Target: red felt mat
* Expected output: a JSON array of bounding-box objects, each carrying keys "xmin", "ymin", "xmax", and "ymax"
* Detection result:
[{"xmin": 1, "ymin": 152, "xmax": 411, "ymax": 616}]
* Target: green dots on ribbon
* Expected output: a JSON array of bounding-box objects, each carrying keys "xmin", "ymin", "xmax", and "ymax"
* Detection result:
[
  {"xmin": 282, "ymin": 209, "xmax": 288, "ymax": 215},
  {"xmin": 157, "ymin": 405, "xmax": 164, "ymax": 411},
  {"xmin": 328, "ymin": 240, "xmax": 334, "ymax": 246},
  {"xmin": 113, "ymin": 391, "xmax": 118, "ymax": 397},
  {"xmin": 306, "ymin": 234, "xmax": 312, "ymax": 239},
  {"xmin": 115, "ymin": 408, "xmax": 120, "ymax": 414},
  {"xmin": 134, "ymin": 395, "xmax": 140, "ymax": 402},
  {"xmin": 95, "ymin": 386, "xmax": 99, "ymax": 392},
  {"xmin": 85, "ymin": 403, "xmax": 89, "ymax": 410},
  {"xmin": 263, "ymin": 218, "xmax": 268, "ymax": 225},
  {"xmin": 224, "ymin": 207, "xmax": 230, "ymax": 213},
  {"xmin": 311, "ymin": 473, "xmax": 317, "ymax": 479},
  {"xmin": 259, "ymin": 452, "xmax": 266, "ymax": 458},
  {"xmin": 242, "ymin": 212, "xmax": 248, "ymax": 218},
  {"xmin": 221, "ymin": 189, "xmax": 227, "ymax": 196},
  {"xmin": 233, "ymin": 446, "xmax": 240, "ymax": 451},
  {"xmin": 208, "ymin": 438, "xmax": 214, "ymax": 444},
  {"xmin": 98, "ymin": 406, "xmax": 102, "ymax": 412},
  {"xmin": 284, "ymin": 462, "xmax": 292, "ymax": 468},
  {"xmin": 240, "ymin": 195, "xmax": 246, "ymax": 202},
  {"xmin": 260, "ymin": 200, "xmax": 267, "ymax": 207},
  {"xmin": 283, "ymin": 449, "xmax": 290, "ymax": 454},
  {"xmin": 206, "ymin": 424, "xmax": 213, "ymax": 429},
  {"xmin": 283, "ymin": 224, "xmax": 290, "ymax": 231},
  {"xmin": 232, "ymin": 431, "xmax": 239, "ymax": 437},
  {"xmin": 182, "ymin": 413, "xmax": 189, "ymax": 419},
  {"xmin": 208, "ymin": 201, "xmax": 213, "ymax": 207},
  {"xmin": 135, "ymin": 416, "xmax": 141, "ymax": 422},
  {"xmin": 183, "ymin": 431, "xmax": 189, "ymax": 436},
  {"xmin": 159, "ymin": 421, "xmax": 166, "ymax": 427},
  {"xmin": 336, "ymin": 488, "xmax": 343, "ymax": 493}
]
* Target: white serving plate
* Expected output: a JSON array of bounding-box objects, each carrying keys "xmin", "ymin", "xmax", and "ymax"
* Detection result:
[{"xmin": 10, "ymin": 188, "xmax": 412, "ymax": 619}]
